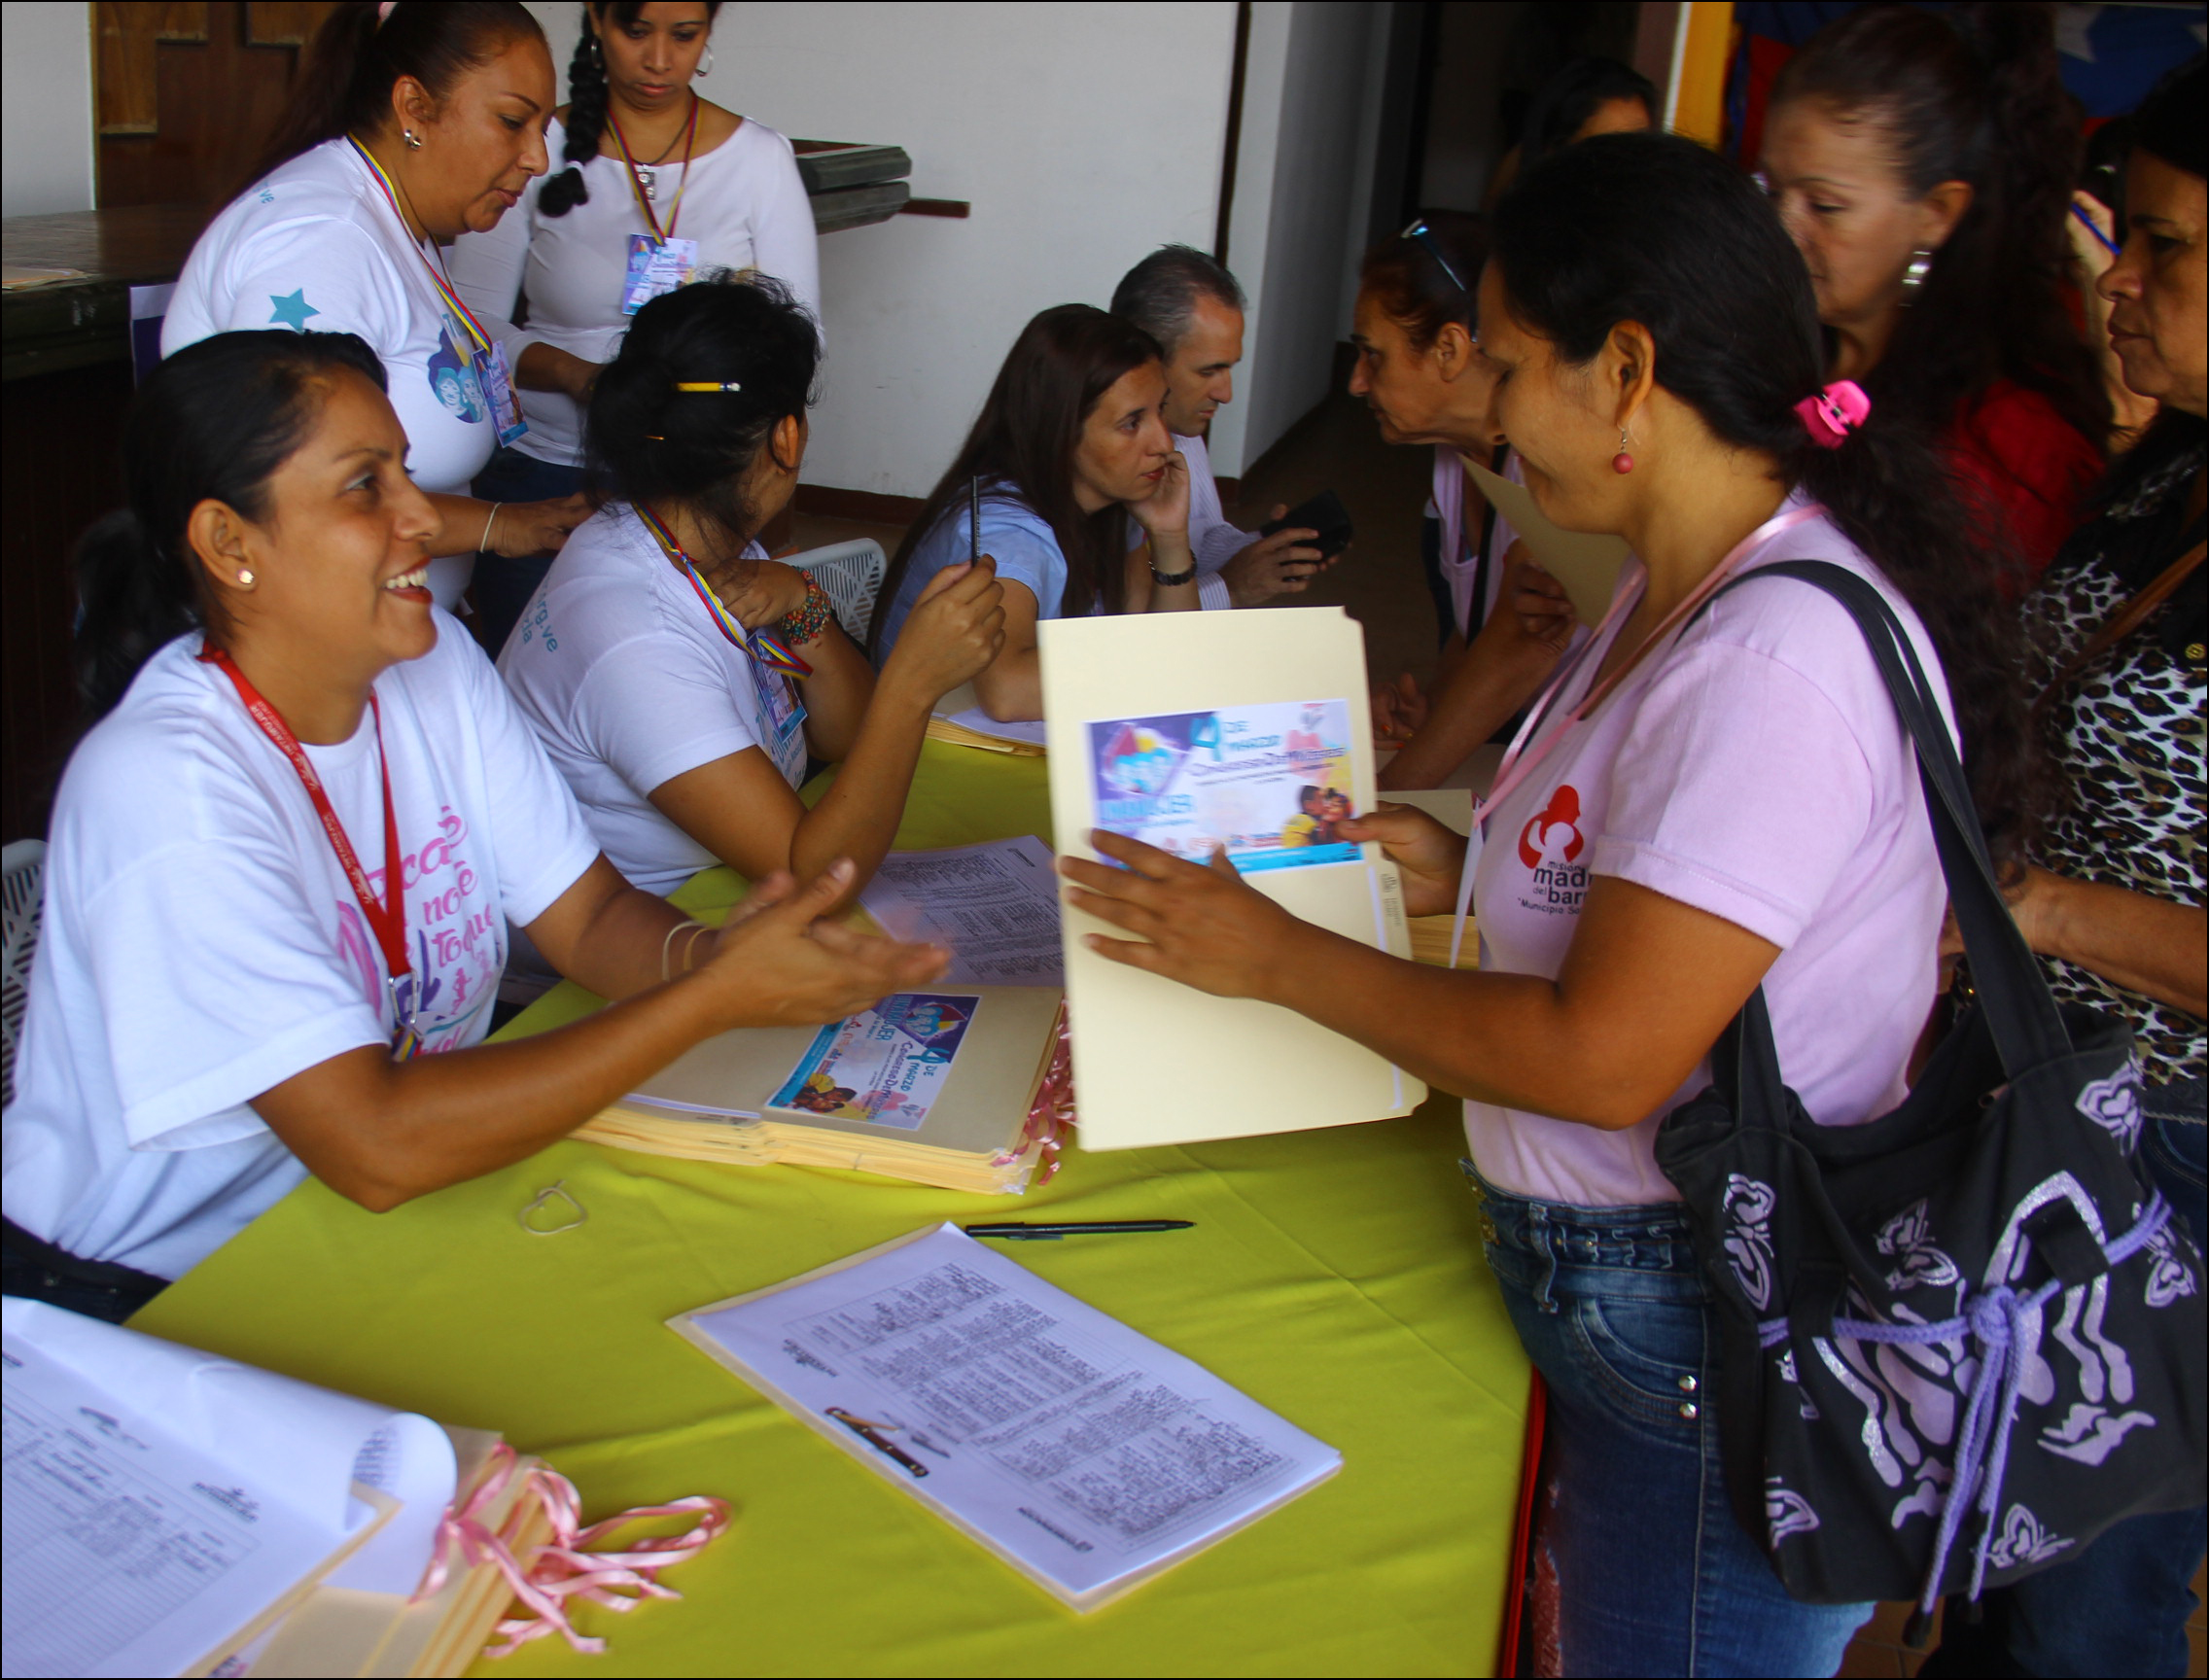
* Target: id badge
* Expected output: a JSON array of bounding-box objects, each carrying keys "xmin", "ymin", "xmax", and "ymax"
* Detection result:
[
  {"xmin": 479, "ymin": 340, "xmax": 528, "ymax": 446},
  {"xmin": 623, "ymin": 233, "xmax": 699, "ymax": 315},
  {"xmin": 749, "ymin": 656, "xmax": 808, "ymax": 780}
]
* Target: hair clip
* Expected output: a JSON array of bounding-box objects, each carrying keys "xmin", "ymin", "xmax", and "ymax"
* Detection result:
[{"xmin": 675, "ymin": 381, "xmax": 742, "ymax": 393}]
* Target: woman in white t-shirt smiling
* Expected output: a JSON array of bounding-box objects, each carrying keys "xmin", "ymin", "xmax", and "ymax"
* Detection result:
[
  {"xmin": 1060, "ymin": 134, "xmax": 2039, "ymax": 1674},
  {"xmin": 448, "ymin": 0, "xmax": 819, "ymax": 655},
  {"xmin": 872, "ymin": 305, "xmax": 1204, "ymax": 721},
  {"xmin": 500, "ymin": 275, "xmax": 1003, "ymax": 906},
  {"xmin": 165, "ymin": 1, "xmax": 591, "ymax": 613},
  {"xmin": 0, "ymin": 331, "xmax": 943, "ymax": 1320}
]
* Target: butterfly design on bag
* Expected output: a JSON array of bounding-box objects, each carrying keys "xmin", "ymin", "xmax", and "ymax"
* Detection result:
[
  {"xmin": 1722, "ymin": 1173, "xmax": 1779, "ymax": 1311},
  {"xmin": 2075, "ymin": 1063, "xmax": 2144, "ymax": 1152},
  {"xmin": 1985, "ymin": 1503, "xmax": 2075, "ymax": 1569},
  {"xmin": 1876, "ymin": 1199, "xmax": 1962, "ymax": 1298}
]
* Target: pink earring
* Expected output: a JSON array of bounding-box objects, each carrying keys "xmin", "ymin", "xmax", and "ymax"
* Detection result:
[{"xmin": 1611, "ymin": 427, "xmax": 1633, "ymax": 473}]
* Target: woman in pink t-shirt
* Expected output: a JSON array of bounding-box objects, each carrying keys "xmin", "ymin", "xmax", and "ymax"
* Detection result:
[{"xmin": 1063, "ymin": 135, "xmax": 2036, "ymax": 1675}]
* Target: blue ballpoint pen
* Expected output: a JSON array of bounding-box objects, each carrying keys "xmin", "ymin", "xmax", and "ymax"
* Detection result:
[{"xmin": 2071, "ymin": 199, "xmax": 2121, "ymax": 257}]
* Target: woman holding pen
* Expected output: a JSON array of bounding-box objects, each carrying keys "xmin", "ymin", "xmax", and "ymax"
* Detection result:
[
  {"xmin": 872, "ymin": 305, "xmax": 1204, "ymax": 723},
  {"xmin": 1, "ymin": 330, "xmax": 942, "ymax": 1320},
  {"xmin": 449, "ymin": 0, "xmax": 819, "ymax": 654},
  {"xmin": 499, "ymin": 278, "xmax": 1004, "ymax": 913}
]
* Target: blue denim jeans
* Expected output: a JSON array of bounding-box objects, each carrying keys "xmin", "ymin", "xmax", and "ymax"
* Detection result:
[
  {"xmin": 1920, "ymin": 1086, "xmax": 2207, "ymax": 1679},
  {"xmin": 470, "ymin": 448, "xmax": 584, "ymax": 659},
  {"xmin": 1466, "ymin": 1166, "xmax": 1872, "ymax": 1677}
]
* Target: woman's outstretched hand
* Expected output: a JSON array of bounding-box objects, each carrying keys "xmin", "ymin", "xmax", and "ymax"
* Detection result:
[
  {"xmin": 698, "ymin": 861, "xmax": 949, "ymax": 1027},
  {"xmin": 1335, "ymin": 802, "xmax": 1466, "ymax": 918},
  {"xmin": 1058, "ymin": 829, "xmax": 1305, "ymax": 999}
]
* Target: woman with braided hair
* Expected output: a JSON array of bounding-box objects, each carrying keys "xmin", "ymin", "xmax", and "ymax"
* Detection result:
[{"xmin": 449, "ymin": 1, "xmax": 817, "ymax": 655}]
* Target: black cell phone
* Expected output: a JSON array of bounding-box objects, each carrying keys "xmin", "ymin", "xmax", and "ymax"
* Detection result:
[{"xmin": 1258, "ymin": 489, "xmax": 1354, "ymax": 561}]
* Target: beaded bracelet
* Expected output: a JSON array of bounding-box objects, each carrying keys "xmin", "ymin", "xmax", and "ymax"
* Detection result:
[{"xmin": 778, "ymin": 574, "xmax": 834, "ymax": 646}]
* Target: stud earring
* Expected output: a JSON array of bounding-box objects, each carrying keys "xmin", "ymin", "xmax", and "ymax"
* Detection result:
[
  {"xmin": 1611, "ymin": 428, "xmax": 1633, "ymax": 474},
  {"xmin": 403, "ymin": 127, "xmax": 422, "ymax": 151},
  {"xmin": 1900, "ymin": 247, "xmax": 1933, "ymax": 300},
  {"xmin": 695, "ymin": 46, "xmax": 714, "ymax": 77},
  {"xmin": 236, "ymin": 568, "xmax": 255, "ymax": 586}
]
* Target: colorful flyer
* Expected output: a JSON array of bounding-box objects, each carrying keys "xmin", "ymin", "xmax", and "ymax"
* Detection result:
[
  {"xmin": 1086, "ymin": 699, "xmax": 1359, "ymax": 874},
  {"xmin": 768, "ymin": 993, "xmax": 980, "ymax": 1132}
]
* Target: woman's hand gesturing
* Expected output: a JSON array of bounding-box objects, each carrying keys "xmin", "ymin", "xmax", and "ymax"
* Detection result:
[{"xmin": 696, "ymin": 861, "xmax": 949, "ymax": 1027}]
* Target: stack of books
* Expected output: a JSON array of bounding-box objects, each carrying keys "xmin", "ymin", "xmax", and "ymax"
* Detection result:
[{"xmin": 579, "ymin": 987, "xmax": 1069, "ymax": 1195}]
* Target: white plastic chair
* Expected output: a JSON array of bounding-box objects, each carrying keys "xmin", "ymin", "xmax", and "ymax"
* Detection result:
[
  {"xmin": 784, "ymin": 538, "xmax": 887, "ymax": 645},
  {"xmin": 3, "ymin": 838, "xmax": 47, "ymax": 1109}
]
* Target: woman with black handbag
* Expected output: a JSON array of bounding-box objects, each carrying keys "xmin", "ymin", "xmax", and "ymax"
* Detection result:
[
  {"xmin": 1060, "ymin": 131, "xmax": 2019, "ymax": 1674},
  {"xmin": 1920, "ymin": 57, "xmax": 2207, "ymax": 1680}
]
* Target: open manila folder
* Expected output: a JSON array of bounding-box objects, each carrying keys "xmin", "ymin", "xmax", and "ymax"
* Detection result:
[
  {"xmin": 1040, "ymin": 607, "xmax": 1423, "ymax": 1149},
  {"xmin": 1463, "ymin": 456, "xmax": 1631, "ymax": 624}
]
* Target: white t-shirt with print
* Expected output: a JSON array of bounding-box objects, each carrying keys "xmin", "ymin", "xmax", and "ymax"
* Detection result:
[
  {"xmin": 498, "ymin": 504, "xmax": 808, "ymax": 898},
  {"xmin": 447, "ymin": 115, "xmax": 820, "ymax": 469},
  {"xmin": 164, "ymin": 138, "xmax": 514, "ymax": 610},
  {"xmin": 0, "ymin": 615, "xmax": 599, "ymax": 1280},
  {"xmin": 1464, "ymin": 503, "xmax": 1956, "ymax": 1208}
]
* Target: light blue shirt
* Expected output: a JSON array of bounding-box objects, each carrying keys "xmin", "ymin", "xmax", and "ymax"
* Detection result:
[{"xmin": 878, "ymin": 486, "xmax": 1079, "ymax": 654}]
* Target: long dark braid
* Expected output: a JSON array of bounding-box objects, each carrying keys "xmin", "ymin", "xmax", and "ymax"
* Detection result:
[{"xmin": 539, "ymin": 13, "xmax": 609, "ymax": 217}]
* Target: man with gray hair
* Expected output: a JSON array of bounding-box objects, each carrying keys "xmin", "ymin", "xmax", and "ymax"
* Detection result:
[{"xmin": 1110, "ymin": 245, "xmax": 1328, "ymax": 609}]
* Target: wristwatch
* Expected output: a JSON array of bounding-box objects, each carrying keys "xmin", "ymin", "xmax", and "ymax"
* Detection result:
[{"xmin": 1149, "ymin": 561, "xmax": 1198, "ymax": 587}]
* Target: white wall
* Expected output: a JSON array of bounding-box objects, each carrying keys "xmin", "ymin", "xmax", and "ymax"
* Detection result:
[
  {"xmin": 3, "ymin": 2, "xmax": 95, "ymax": 218},
  {"xmin": 529, "ymin": 0, "xmax": 1241, "ymax": 499},
  {"xmin": 1207, "ymin": 1, "xmax": 1386, "ymax": 478}
]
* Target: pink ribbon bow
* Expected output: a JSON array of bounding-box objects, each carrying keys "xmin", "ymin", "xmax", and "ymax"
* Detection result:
[
  {"xmin": 411, "ymin": 1443, "xmax": 732, "ymax": 1660},
  {"xmin": 1793, "ymin": 379, "xmax": 1872, "ymax": 448}
]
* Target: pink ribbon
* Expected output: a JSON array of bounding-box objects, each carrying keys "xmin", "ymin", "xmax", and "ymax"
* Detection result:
[
  {"xmin": 1793, "ymin": 379, "xmax": 1871, "ymax": 448},
  {"xmin": 410, "ymin": 1443, "xmax": 732, "ymax": 1660},
  {"xmin": 1007, "ymin": 1006, "xmax": 1076, "ymax": 1183}
]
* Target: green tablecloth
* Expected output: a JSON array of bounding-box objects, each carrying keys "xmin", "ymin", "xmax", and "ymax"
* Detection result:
[{"xmin": 131, "ymin": 739, "xmax": 1528, "ymax": 1677}]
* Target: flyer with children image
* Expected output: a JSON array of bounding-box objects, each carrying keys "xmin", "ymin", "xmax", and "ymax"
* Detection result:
[
  {"xmin": 1086, "ymin": 700, "xmax": 1359, "ymax": 874},
  {"xmin": 767, "ymin": 993, "xmax": 981, "ymax": 1131}
]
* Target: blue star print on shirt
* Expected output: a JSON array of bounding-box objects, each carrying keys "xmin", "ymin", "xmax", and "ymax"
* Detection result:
[{"xmin": 268, "ymin": 288, "xmax": 320, "ymax": 330}]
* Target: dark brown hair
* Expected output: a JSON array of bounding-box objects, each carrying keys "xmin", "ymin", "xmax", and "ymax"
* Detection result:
[
  {"xmin": 1769, "ymin": 2, "xmax": 2110, "ymax": 456},
  {"xmin": 1494, "ymin": 132, "xmax": 2039, "ymax": 858},
  {"xmin": 1359, "ymin": 210, "xmax": 1489, "ymax": 351},
  {"xmin": 542, "ymin": 1, "xmax": 725, "ymax": 218},
  {"xmin": 246, "ymin": 0, "xmax": 543, "ymax": 188},
  {"xmin": 871, "ymin": 306, "xmax": 1162, "ymax": 652}
]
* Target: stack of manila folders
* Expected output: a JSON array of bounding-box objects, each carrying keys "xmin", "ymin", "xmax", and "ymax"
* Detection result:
[{"xmin": 1, "ymin": 1299, "xmax": 724, "ymax": 1680}]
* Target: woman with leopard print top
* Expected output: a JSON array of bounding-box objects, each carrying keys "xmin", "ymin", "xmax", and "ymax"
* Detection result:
[{"xmin": 1920, "ymin": 56, "xmax": 2204, "ymax": 1680}]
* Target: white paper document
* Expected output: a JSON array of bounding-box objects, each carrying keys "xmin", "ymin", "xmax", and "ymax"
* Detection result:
[
  {"xmin": 1, "ymin": 1299, "xmax": 455, "ymax": 1679},
  {"xmin": 857, "ymin": 836, "xmax": 1064, "ymax": 986},
  {"xmin": 672, "ymin": 1223, "xmax": 1340, "ymax": 1609}
]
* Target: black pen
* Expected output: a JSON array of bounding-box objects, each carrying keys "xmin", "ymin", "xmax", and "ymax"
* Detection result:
[{"xmin": 964, "ymin": 1219, "xmax": 1194, "ymax": 1241}]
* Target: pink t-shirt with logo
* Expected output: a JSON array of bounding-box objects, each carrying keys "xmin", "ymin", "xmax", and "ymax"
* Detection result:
[{"xmin": 1463, "ymin": 503, "xmax": 1955, "ymax": 1208}]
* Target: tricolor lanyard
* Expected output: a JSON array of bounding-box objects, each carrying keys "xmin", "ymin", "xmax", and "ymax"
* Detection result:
[
  {"xmin": 196, "ymin": 645, "xmax": 425, "ymax": 1059},
  {"xmin": 1444, "ymin": 503, "xmax": 1827, "ymax": 964},
  {"xmin": 346, "ymin": 136, "xmax": 497, "ymax": 363},
  {"xmin": 608, "ymin": 96, "xmax": 699, "ymax": 242},
  {"xmin": 634, "ymin": 503, "xmax": 813, "ymax": 678}
]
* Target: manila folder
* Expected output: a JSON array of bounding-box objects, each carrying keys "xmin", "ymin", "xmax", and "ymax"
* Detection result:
[
  {"xmin": 1464, "ymin": 456, "xmax": 1631, "ymax": 625},
  {"xmin": 1039, "ymin": 607, "xmax": 1423, "ymax": 1150}
]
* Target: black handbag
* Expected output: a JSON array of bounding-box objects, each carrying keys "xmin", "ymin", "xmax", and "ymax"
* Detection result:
[{"xmin": 1652, "ymin": 561, "xmax": 2207, "ymax": 1638}]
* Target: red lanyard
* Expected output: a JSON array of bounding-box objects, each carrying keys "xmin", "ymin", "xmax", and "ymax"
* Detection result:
[
  {"xmin": 608, "ymin": 95, "xmax": 699, "ymax": 243},
  {"xmin": 197, "ymin": 646, "xmax": 409, "ymax": 986}
]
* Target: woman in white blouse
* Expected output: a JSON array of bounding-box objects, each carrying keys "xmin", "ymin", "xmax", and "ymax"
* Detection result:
[
  {"xmin": 166, "ymin": 2, "xmax": 591, "ymax": 614},
  {"xmin": 449, "ymin": 1, "xmax": 820, "ymax": 653}
]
